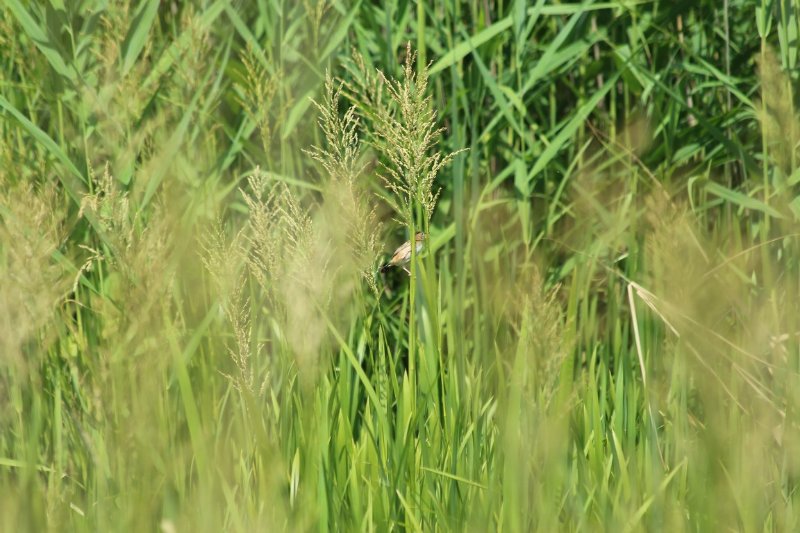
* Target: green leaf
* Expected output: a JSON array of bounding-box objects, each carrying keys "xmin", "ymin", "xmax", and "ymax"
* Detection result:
[
  {"xmin": 521, "ymin": 7, "xmax": 593, "ymax": 94},
  {"xmin": 320, "ymin": 0, "xmax": 363, "ymax": 61},
  {"xmin": 282, "ymin": 89, "xmax": 315, "ymax": 139},
  {"xmin": 6, "ymin": 0, "xmax": 75, "ymax": 83},
  {"xmin": 430, "ymin": 18, "xmax": 513, "ymax": 75},
  {"xmin": 704, "ymin": 181, "xmax": 784, "ymax": 219},
  {"xmin": 121, "ymin": 0, "xmax": 161, "ymax": 75},
  {"xmin": 140, "ymin": 49, "xmax": 220, "ymax": 209},
  {"xmin": 0, "ymin": 95, "xmax": 85, "ymax": 195},
  {"xmin": 430, "ymin": 2, "xmax": 634, "ymax": 75},
  {"xmin": 142, "ymin": 0, "xmax": 227, "ymax": 88},
  {"xmin": 468, "ymin": 41, "xmax": 527, "ymax": 139},
  {"xmin": 527, "ymin": 72, "xmax": 620, "ymax": 185}
]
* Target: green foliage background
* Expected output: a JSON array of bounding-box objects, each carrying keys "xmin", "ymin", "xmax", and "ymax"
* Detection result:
[{"xmin": 1, "ymin": 0, "xmax": 800, "ymax": 530}]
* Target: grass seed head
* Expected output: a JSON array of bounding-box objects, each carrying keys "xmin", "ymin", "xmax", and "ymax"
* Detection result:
[
  {"xmin": 0, "ymin": 182, "xmax": 69, "ymax": 373},
  {"xmin": 347, "ymin": 43, "xmax": 463, "ymax": 226}
]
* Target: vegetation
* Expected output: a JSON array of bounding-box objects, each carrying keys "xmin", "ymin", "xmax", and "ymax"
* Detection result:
[{"xmin": 1, "ymin": 0, "xmax": 799, "ymax": 530}]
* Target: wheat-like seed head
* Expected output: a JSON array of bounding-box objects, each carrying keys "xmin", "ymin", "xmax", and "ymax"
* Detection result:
[
  {"xmin": 237, "ymin": 47, "xmax": 281, "ymax": 153},
  {"xmin": 307, "ymin": 73, "xmax": 383, "ymax": 293},
  {"xmin": 345, "ymin": 43, "xmax": 464, "ymax": 227},
  {"xmin": 756, "ymin": 48, "xmax": 800, "ymax": 177}
]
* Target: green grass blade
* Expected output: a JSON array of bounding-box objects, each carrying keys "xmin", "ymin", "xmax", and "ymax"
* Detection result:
[
  {"xmin": 527, "ymin": 72, "xmax": 620, "ymax": 185},
  {"xmin": 6, "ymin": 0, "xmax": 76, "ymax": 83},
  {"xmin": 704, "ymin": 181, "xmax": 785, "ymax": 219},
  {"xmin": 121, "ymin": 0, "xmax": 161, "ymax": 75},
  {"xmin": 0, "ymin": 95, "xmax": 86, "ymax": 194}
]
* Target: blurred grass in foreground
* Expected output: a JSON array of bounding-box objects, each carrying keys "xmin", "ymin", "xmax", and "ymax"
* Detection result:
[{"xmin": 1, "ymin": 0, "xmax": 800, "ymax": 531}]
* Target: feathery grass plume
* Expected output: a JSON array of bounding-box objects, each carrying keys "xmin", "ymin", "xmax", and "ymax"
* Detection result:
[
  {"xmin": 80, "ymin": 165, "xmax": 171, "ymax": 287},
  {"xmin": 78, "ymin": 165, "xmax": 177, "ymax": 351},
  {"xmin": 509, "ymin": 265, "xmax": 570, "ymax": 409},
  {"xmin": 240, "ymin": 168, "xmax": 316, "ymax": 302},
  {"xmin": 239, "ymin": 169, "xmax": 282, "ymax": 296},
  {"xmin": 756, "ymin": 47, "xmax": 800, "ymax": 177},
  {"xmin": 83, "ymin": 4, "xmax": 155, "ymax": 166},
  {"xmin": 173, "ymin": 6, "xmax": 213, "ymax": 96},
  {"xmin": 201, "ymin": 219, "xmax": 268, "ymax": 397},
  {"xmin": 471, "ymin": 192, "xmax": 570, "ymax": 403},
  {"xmin": 80, "ymin": 163, "xmax": 134, "ymax": 251},
  {"xmin": 564, "ymin": 119, "xmax": 656, "ymax": 265},
  {"xmin": 0, "ymin": 8, "xmax": 37, "ymax": 87},
  {"xmin": 640, "ymin": 194, "xmax": 775, "ymax": 388},
  {"xmin": 238, "ymin": 169, "xmax": 332, "ymax": 380},
  {"xmin": 200, "ymin": 218, "xmax": 247, "ymax": 310},
  {"xmin": 498, "ymin": 269, "xmax": 573, "ymax": 531},
  {"xmin": 0, "ymin": 182, "xmax": 69, "ymax": 373},
  {"xmin": 237, "ymin": 47, "xmax": 281, "ymax": 155},
  {"xmin": 223, "ymin": 282, "xmax": 268, "ymax": 398},
  {"xmin": 307, "ymin": 73, "xmax": 382, "ymax": 293},
  {"xmin": 633, "ymin": 193, "xmax": 800, "ymax": 529},
  {"xmin": 751, "ymin": 52, "xmax": 800, "ymax": 406},
  {"xmin": 347, "ymin": 43, "xmax": 463, "ymax": 225}
]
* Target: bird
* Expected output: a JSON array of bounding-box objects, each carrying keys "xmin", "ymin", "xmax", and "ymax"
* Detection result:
[{"xmin": 380, "ymin": 232, "xmax": 426, "ymax": 275}]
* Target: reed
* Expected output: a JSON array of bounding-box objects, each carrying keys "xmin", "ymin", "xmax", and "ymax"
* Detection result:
[{"xmin": 0, "ymin": 1, "xmax": 798, "ymax": 530}]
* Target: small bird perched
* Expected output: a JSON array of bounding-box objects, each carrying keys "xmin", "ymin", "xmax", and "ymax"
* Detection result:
[{"xmin": 380, "ymin": 232, "xmax": 426, "ymax": 275}]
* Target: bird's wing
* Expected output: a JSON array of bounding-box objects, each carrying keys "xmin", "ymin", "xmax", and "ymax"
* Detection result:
[{"xmin": 390, "ymin": 241, "xmax": 411, "ymax": 264}]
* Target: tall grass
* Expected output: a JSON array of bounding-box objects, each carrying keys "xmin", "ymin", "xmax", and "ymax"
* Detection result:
[{"xmin": 1, "ymin": 0, "xmax": 799, "ymax": 530}]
